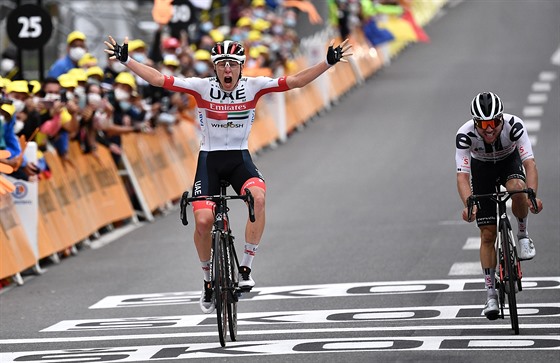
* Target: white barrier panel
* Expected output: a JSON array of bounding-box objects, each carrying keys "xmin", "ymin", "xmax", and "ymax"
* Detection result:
[{"xmin": 7, "ymin": 142, "xmax": 39, "ymax": 259}]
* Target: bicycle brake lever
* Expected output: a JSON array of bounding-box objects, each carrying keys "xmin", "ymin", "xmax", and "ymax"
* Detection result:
[
  {"xmin": 180, "ymin": 191, "xmax": 189, "ymax": 226},
  {"xmin": 244, "ymin": 188, "xmax": 256, "ymax": 223},
  {"xmin": 466, "ymin": 195, "xmax": 476, "ymax": 222},
  {"xmin": 526, "ymin": 188, "xmax": 538, "ymax": 212}
]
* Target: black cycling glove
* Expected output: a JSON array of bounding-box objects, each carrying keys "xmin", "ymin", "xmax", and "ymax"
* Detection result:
[
  {"xmin": 326, "ymin": 43, "xmax": 344, "ymax": 65},
  {"xmin": 112, "ymin": 42, "xmax": 129, "ymax": 63},
  {"xmin": 105, "ymin": 36, "xmax": 129, "ymax": 63}
]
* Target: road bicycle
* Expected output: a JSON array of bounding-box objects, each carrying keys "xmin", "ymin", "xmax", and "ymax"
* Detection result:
[
  {"xmin": 180, "ymin": 180, "xmax": 255, "ymax": 347},
  {"xmin": 467, "ymin": 188, "xmax": 538, "ymax": 335}
]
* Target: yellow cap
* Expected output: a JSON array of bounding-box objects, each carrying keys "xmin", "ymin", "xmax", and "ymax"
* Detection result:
[
  {"xmin": 249, "ymin": 47, "xmax": 260, "ymax": 59},
  {"xmin": 68, "ymin": 68, "xmax": 88, "ymax": 82},
  {"xmin": 194, "ymin": 49, "xmax": 211, "ymax": 61},
  {"xmin": 1, "ymin": 103, "xmax": 16, "ymax": 118},
  {"xmin": 209, "ymin": 29, "xmax": 224, "ymax": 42},
  {"xmin": 252, "ymin": 18, "xmax": 270, "ymax": 31},
  {"xmin": 78, "ymin": 53, "xmax": 97, "ymax": 67},
  {"xmin": 252, "ymin": 0, "xmax": 266, "ymax": 6},
  {"xmin": 58, "ymin": 73, "xmax": 78, "ymax": 89},
  {"xmin": 67, "ymin": 30, "xmax": 86, "ymax": 44},
  {"xmin": 236, "ymin": 17, "xmax": 252, "ymax": 28},
  {"xmin": 86, "ymin": 66, "xmax": 104, "ymax": 78},
  {"xmin": 128, "ymin": 39, "xmax": 147, "ymax": 52},
  {"xmin": 256, "ymin": 44, "xmax": 269, "ymax": 54},
  {"xmin": 114, "ymin": 72, "xmax": 136, "ymax": 90},
  {"xmin": 6, "ymin": 80, "xmax": 29, "ymax": 94},
  {"xmin": 247, "ymin": 30, "xmax": 262, "ymax": 41},
  {"xmin": 163, "ymin": 54, "xmax": 180, "ymax": 67},
  {"xmin": 29, "ymin": 80, "xmax": 41, "ymax": 94}
]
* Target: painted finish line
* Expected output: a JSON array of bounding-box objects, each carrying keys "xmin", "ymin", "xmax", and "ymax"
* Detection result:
[
  {"xmin": 89, "ymin": 277, "xmax": 560, "ymax": 309},
  {"xmin": 2, "ymin": 336, "xmax": 559, "ymax": 362},
  {"xmin": 42, "ymin": 303, "xmax": 560, "ymax": 332}
]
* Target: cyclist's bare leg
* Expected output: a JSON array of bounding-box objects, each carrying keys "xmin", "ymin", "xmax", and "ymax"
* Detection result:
[
  {"xmin": 194, "ymin": 209, "xmax": 214, "ymax": 262},
  {"xmin": 245, "ymin": 186, "xmax": 266, "ymax": 245},
  {"xmin": 479, "ymin": 225, "xmax": 497, "ymax": 269},
  {"xmin": 506, "ymin": 178, "xmax": 529, "ymax": 220}
]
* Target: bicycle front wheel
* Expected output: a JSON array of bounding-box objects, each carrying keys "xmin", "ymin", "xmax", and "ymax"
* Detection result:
[
  {"xmin": 213, "ymin": 230, "xmax": 228, "ymax": 347},
  {"xmin": 227, "ymin": 236, "xmax": 238, "ymax": 341},
  {"xmin": 501, "ymin": 228, "xmax": 519, "ymax": 334}
]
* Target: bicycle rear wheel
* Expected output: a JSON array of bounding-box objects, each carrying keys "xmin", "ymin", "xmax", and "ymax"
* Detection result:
[
  {"xmin": 213, "ymin": 230, "xmax": 228, "ymax": 346},
  {"xmin": 227, "ymin": 236, "xmax": 238, "ymax": 341},
  {"xmin": 501, "ymin": 228, "xmax": 519, "ymax": 334}
]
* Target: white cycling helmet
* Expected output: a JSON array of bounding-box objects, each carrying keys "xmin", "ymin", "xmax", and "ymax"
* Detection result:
[
  {"xmin": 210, "ymin": 40, "xmax": 246, "ymax": 64},
  {"xmin": 470, "ymin": 91, "xmax": 504, "ymax": 120}
]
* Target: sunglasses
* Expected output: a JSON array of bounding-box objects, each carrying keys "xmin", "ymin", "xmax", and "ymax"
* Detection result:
[
  {"xmin": 215, "ymin": 60, "xmax": 241, "ymax": 70},
  {"xmin": 474, "ymin": 115, "xmax": 503, "ymax": 129}
]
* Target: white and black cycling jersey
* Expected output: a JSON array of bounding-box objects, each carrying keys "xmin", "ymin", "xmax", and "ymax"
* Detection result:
[
  {"xmin": 455, "ymin": 113, "xmax": 534, "ymax": 173},
  {"xmin": 162, "ymin": 74, "xmax": 289, "ymax": 151}
]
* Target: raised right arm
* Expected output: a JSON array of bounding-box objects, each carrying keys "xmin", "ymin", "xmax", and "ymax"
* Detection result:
[{"xmin": 104, "ymin": 36, "xmax": 165, "ymax": 87}]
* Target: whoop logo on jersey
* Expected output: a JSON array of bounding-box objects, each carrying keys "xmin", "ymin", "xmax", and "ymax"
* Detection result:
[{"xmin": 211, "ymin": 121, "xmax": 244, "ymax": 128}]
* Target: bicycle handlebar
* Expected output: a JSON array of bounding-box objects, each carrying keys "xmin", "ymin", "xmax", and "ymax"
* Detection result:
[
  {"xmin": 466, "ymin": 188, "xmax": 538, "ymax": 222},
  {"xmin": 180, "ymin": 189, "xmax": 256, "ymax": 226}
]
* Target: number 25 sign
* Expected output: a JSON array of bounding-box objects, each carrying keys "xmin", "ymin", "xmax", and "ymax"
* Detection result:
[{"xmin": 7, "ymin": 4, "xmax": 53, "ymax": 50}]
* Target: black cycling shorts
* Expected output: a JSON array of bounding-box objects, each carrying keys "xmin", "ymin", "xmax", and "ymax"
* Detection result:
[
  {"xmin": 192, "ymin": 150, "xmax": 265, "ymax": 197},
  {"xmin": 471, "ymin": 151, "xmax": 525, "ymax": 226}
]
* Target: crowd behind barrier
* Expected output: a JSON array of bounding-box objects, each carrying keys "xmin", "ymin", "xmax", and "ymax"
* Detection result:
[{"xmin": 0, "ymin": 0, "xmax": 447, "ymax": 287}]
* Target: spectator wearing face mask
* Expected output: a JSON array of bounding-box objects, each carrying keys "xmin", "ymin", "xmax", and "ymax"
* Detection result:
[
  {"xmin": 192, "ymin": 49, "xmax": 213, "ymax": 77},
  {"xmin": 86, "ymin": 66, "xmax": 105, "ymax": 86},
  {"xmin": 48, "ymin": 31, "xmax": 88, "ymax": 78},
  {"xmin": 0, "ymin": 93, "xmax": 39, "ymax": 181},
  {"xmin": 75, "ymin": 82, "xmax": 113, "ymax": 155},
  {"xmin": 106, "ymin": 72, "xmax": 150, "ymax": 164},
  {"xmin": 37, "ymin": 73, "xmax": 80, "ymax": 159}
]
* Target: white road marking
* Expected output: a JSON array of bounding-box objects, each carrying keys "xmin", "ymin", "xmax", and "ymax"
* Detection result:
[
  {"xmin": 1, "ymin": 335, "xmax": 559, "ymax": 362},
  {"xmin": 551, "ymin": 47, "xmax": 560, "ymax": 66},
  {"xmin": 524, "ymin": 120, "xmax": 541, "ymax": 132},
  {"xmin": 527, "ymin": 93, "xmax": 547, "ymax": 104},
  {"xmin": 523, "ymin": 106, "xmax": 543, "ymax": 117},
  {"xmin": 532, "ymin": 82, "xmax": 551, "ymax": 92},
  {"xmin": 41, "ymin": 303, "xmax": 560, "ymax": 332},
  {"xmin": 463, "ymin": 237, "xmax": 480, "ymax": 250},
  {"xmin": 1, "ymin": 324, "xmax": 559, "ymax": 345},
  {"xmin": 87, "ymin": 277, "xmax": 560, "ymax": 309},
  {"xmin": 448, "ymin": 262, "xmax": 480, "ymax": 276},
  {"xmin": 529, "ymin": 134, "xmax": 538, "ymax": 147},
  {"xmin": 539, "ymin": 71, "xmax": 557, "ymax": 81}
]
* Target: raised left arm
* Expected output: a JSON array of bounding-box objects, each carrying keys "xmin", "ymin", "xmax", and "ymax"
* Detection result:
[{"xmin": 286, "ymin": 39, "xmax": 352, "ymax": 89}]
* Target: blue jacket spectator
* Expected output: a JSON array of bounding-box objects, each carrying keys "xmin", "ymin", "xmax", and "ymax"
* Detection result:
[{"xmin": 47, "ymin": 31, "xmax": 88, "ymax": 78}]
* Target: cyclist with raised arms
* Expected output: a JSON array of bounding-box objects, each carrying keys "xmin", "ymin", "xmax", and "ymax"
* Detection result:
[
  {"xmin": 105, "ymin": 36, "xmax": 352, "ymax": 313},
  {"xmin": 455, "ymin": 91, "xmax": 543, "ymax": 320}
]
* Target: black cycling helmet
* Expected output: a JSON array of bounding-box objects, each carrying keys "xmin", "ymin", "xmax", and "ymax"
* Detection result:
[
  {"xmin": 470, "ymin": 92, "xmax": 504, "ymax": 120},
  {"xmin": 210, "ymin": 40, "xmax": 246, "ymax": 64}
]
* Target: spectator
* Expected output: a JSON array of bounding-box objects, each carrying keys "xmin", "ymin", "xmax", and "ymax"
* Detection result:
[
  {"xmin": 86, "ymin": 66, "xmax": 105, "ymax": 86},
  {"xmin": 106, "ymin": 72, "xmax": 150, "ymax": 164},
  {"xmin": 1, "ymin": 47, "xmax": 23, "ymax": 80},
  {"xmin": 192, "ymin": 49, "xmax": 213, "ymax": 77},
  {"xmin": 78, "ymin": 53, "xmax": 98, "ymax": 69},
  {"xmin": 48, "ymin": 31, "xmax": 88, "ymax": 78},
  {"xmin": 1, "ymin": 85, "xmax": 39, "ymax": 180}
]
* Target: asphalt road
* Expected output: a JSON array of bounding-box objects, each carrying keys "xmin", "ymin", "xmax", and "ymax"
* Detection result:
[{"xmin": 1, "ymin": 1, "xmax": 559, "ymax": 362}]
